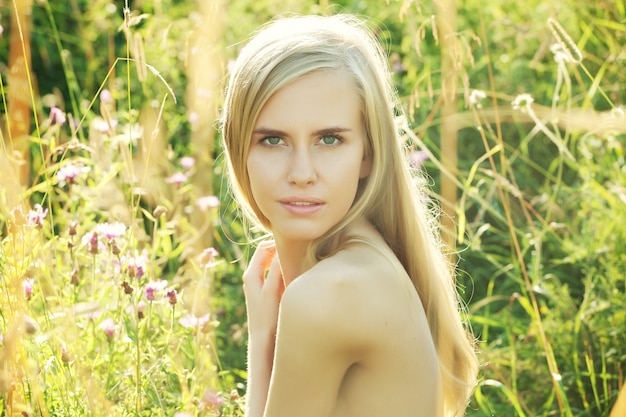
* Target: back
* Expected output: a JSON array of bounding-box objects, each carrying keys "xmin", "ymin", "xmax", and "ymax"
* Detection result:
[{"xmin": 265, "ymin": 219, "xmax": 443, "ymax": 417}]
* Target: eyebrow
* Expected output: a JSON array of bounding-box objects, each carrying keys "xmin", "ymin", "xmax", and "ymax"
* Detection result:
[{"xmin": 252, "ymin": 127, "xmax": 352, "ymax": 136}]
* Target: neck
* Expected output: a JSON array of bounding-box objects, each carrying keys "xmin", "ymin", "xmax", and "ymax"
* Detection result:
[{"xmin": 273, "ymin": 238, "xmax": 314, "ymax": 286}]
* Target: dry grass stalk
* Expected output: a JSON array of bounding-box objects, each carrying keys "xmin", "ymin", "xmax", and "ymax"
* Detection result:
[
  {"xmin": 184, "ymin": 0, "xmax": 226, "ymax": 252},
  {"xmin": 3, "ymin": 0, "xmax": 33, "ymax": 210}
]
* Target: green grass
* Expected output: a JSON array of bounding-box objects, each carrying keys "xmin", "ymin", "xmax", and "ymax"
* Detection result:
[{"xmin": 0, "ymin": 0, "xmax": 624, "ymax": 416}]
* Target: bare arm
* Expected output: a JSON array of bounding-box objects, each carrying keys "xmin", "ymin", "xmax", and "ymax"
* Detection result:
[
  {"xmin": 262, "ymin": 268, "xmax": 372, "ymax": 417},
  {"xmin": 242, "ymin": 241, "xmax": 285, "ymax": 417}
]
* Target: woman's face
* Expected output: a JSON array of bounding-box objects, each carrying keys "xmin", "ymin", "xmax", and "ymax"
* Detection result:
[{"xmin": 246, "ymin": 70, "xmax": 371, "ymax": 247}]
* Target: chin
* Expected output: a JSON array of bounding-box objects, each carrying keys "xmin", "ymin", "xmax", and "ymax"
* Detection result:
[{"xmin": 273, "ymin": 223, "xmax": 334, "ymax": 245}]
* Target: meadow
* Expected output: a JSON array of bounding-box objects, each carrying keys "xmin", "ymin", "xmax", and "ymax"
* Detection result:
[{"xmin": 0, "ymin": 0, "xmax": 624, "ymax": 416}]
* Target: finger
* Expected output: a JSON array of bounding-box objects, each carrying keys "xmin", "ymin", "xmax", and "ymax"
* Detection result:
[
  {"xmin": 243, "ymin": 240, "xmax": 276, "ymax": 287},
  {"xmin": 258, "ymin": 241, "xmax": 277, "ymax": 272},
  {"xmin": 253, "ymin": 240, "xmax": 277, "ymax": 268},
  {"xmin": 264, "ymin": 255, "xmax": 284, "ymax": 296}
]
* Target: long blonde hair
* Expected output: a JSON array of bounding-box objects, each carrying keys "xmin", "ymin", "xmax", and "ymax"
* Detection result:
[{"xmin": 221, "ymin": 14, "xmax": 478, "ymax": 416}]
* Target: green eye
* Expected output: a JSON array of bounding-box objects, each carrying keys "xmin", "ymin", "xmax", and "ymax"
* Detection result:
[
  {"xmin": 263, "ymin": 136, "xmax": 283, "ymax": 146},
  {"xmin": 320, "ymin": 135, "xmax": 340, "ymax": 145}
]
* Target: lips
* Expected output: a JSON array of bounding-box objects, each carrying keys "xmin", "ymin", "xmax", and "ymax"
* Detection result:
[
  {"xmin": 280, "ymin": 196, "xmax": 324, "ymax": 204},
  {"xmin": 279, "ymin": 198, "xmax": 324, "ymax": 214}
]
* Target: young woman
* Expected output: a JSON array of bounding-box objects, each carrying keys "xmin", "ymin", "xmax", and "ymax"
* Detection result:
[{"xmin": 221, "ymin": 14, "xmax": 479, "ymax": 417}]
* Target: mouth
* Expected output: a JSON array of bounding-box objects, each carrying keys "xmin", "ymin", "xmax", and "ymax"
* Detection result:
[
  {"xmin": 287, "ymin": 201, "xmax": 320, "ymax": 206},
  {"xmin": 279, "ymin": 198, "xmax": 325, "ymax": 214},
  {"xmin": 280, "ymin": 197, "xmax": 324, "ymax": 205}
]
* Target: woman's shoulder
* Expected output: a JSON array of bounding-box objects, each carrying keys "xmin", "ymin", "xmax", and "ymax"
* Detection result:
[
  {"xmin": 280, "ymin": 220, "xmax": 419, "ymax": 336},
  {"xmin": 318, "ymin": 219, "xmax": 411, "ymax": 288},
  {"xmin": 292, "ymin": 223, "xmax": 399, "ymax": 287}
]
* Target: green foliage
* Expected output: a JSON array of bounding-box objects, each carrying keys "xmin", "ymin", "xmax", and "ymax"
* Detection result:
[{"xmin": 0, "ymin": 0, "xmax": 624, "ymax": 416}]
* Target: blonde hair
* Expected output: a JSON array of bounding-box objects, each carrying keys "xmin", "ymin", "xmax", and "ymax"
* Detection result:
[{"xmin": 221, "ymin": 14, "xmax": 478, "ymax": 416}]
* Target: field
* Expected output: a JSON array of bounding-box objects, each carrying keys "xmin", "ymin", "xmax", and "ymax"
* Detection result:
[{"xmin": 0, "ymin": 0, "xmax": 625, "ymax": 416}]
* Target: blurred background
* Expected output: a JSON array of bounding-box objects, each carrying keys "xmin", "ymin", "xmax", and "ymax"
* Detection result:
[{"xmin": 0, "ymin": 1, "xmax": 624, "ymax": 416}]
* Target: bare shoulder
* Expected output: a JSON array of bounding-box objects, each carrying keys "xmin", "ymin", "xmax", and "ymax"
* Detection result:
[
  {"xmin": 279, "ymin": 227, "xmax": 422, "ymax": 353},
  {"xmin": 283, "ymin": 235, "xmax": 404, "ymax": 303},
  {"xmin": 271, "ymin": 222, "xmax": 440, "ymax": 417}
]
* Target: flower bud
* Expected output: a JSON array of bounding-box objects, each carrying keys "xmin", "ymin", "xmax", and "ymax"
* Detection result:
[
  {"xmin": 166, "ymin": 288, "xmax": 178, "ymax": 306},
  {"xmin": 121, "ymin": 281, "xmax": 134, "ymax": 295}
]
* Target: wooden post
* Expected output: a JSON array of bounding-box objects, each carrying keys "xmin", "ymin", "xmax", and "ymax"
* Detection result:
[
  {"xmin": 4, "ymin": 0, "xmax": 33, "ymax": 187},
  {"xmin": 435, "ymin": 0, "xmax": 459, "ymax": 260}
]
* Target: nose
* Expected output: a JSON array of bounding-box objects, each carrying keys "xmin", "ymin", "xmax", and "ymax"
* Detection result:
[{"xmin": 287, "ymin": 146, "xmax": 317, "ymax": 186}]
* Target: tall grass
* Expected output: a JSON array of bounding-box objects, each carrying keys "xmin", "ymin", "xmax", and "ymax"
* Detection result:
[
  {"xmin": 451, "ymin": 5, "xmax": 626, "ymax": 417},
  {"xmin": 376, "ymin": 0, "xmax": 625, "ymax": 415},
  {"xmin": 0, "ymin": 1, "xmax": 239, "ymax": 416},
  {"xmin": 0, "ymin": 0, "xmax": 624, "ymax": 416}
]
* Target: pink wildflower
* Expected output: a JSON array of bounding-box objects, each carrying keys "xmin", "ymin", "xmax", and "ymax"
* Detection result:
[
  {"xmin": 57, "ymin": 163, "xmax": 85, "ymax": 185},
  {"xmin": 165, "ymin": 172, "xmax": 188, "ymax": 186},
  {"xmin": 178, "ymin": 312, "xmax": 211, "ymax": 329},
  {"xmin": 28, "ymin": 204, "xmax": 48, "ymax": 228},
  {"xmin": 198, "ymin": 247, "xmax": 219, "ymax": 268},
  {"xmin": 95, "ymin": 222, "xmax": 126, "ymax": 240},
  {"xmin": 200, "ymin": 388, "xmax": 224, "ymax": 409},
  {"xmin": 23, "ymin": 278, "xmax": 35, "ymax": 301},
  {"xmin": 124, "ymin": 252, "xmax": 148, "ymax": 279},
  {"xmin": 82, "ymin": 231, "xmax": 103, "ymax": 255},
  {"xmin": 180, "ymin": 156, "xmax": 195, "ymax": 170},
  {"xmin": 100, "ymin": 89, "xmax": 113, "ymax": 104},
  {"xmin": 99, "ymin": 318, "xmax": 116, "ymax": 338},
  {"xmin": 92, "ymin": 118, "xmax": 118, "ymax": 133},
  {"xmin": 50, "ymin": 106, "xmax": 67, "ymax": 126},
  {"xmin": 196, "ymin": 195, "xmax": 219, "ymax": 211},
  {"xmin": 144, "ymin": 280, "xmax": 168, "ymax": 301}
]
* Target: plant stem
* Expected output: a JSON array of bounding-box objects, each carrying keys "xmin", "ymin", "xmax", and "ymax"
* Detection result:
[{"xmin": 136, "ymin": 305, "xmax": 142, "ymax": 414}]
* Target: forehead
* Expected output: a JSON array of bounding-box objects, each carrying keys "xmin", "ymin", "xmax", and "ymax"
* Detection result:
[{"xmin": 254, "ymin": 70, "xmax": 362, "ymax": 129}]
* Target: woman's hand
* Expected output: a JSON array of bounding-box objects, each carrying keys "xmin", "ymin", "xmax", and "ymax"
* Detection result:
[
  {"xmin": 243, "ymin": 241, "xmax": 285, "ymax": 417},
  {"xmin": 243, "ymin": 240, "xmax": 285, "ymax": 343}
]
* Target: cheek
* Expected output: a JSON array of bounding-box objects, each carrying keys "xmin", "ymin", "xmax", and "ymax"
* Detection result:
[
  {"xmin": 246, "ymin": 154, "xmax": 264, "ymax": 184},
  {"xmin": 245, "ymin": 160, "xmax": 272, "ymax": 226},
  {"xmin": 246, "ymin": 163, "xmax": 261, "ymax": 195},
  {"xmin": 338, "ymin": 159, "xmax": 366, "ymax": 198},
  {"xmin": 246, "ymin": 155, "xmax": 273, "ymax": 200}
]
